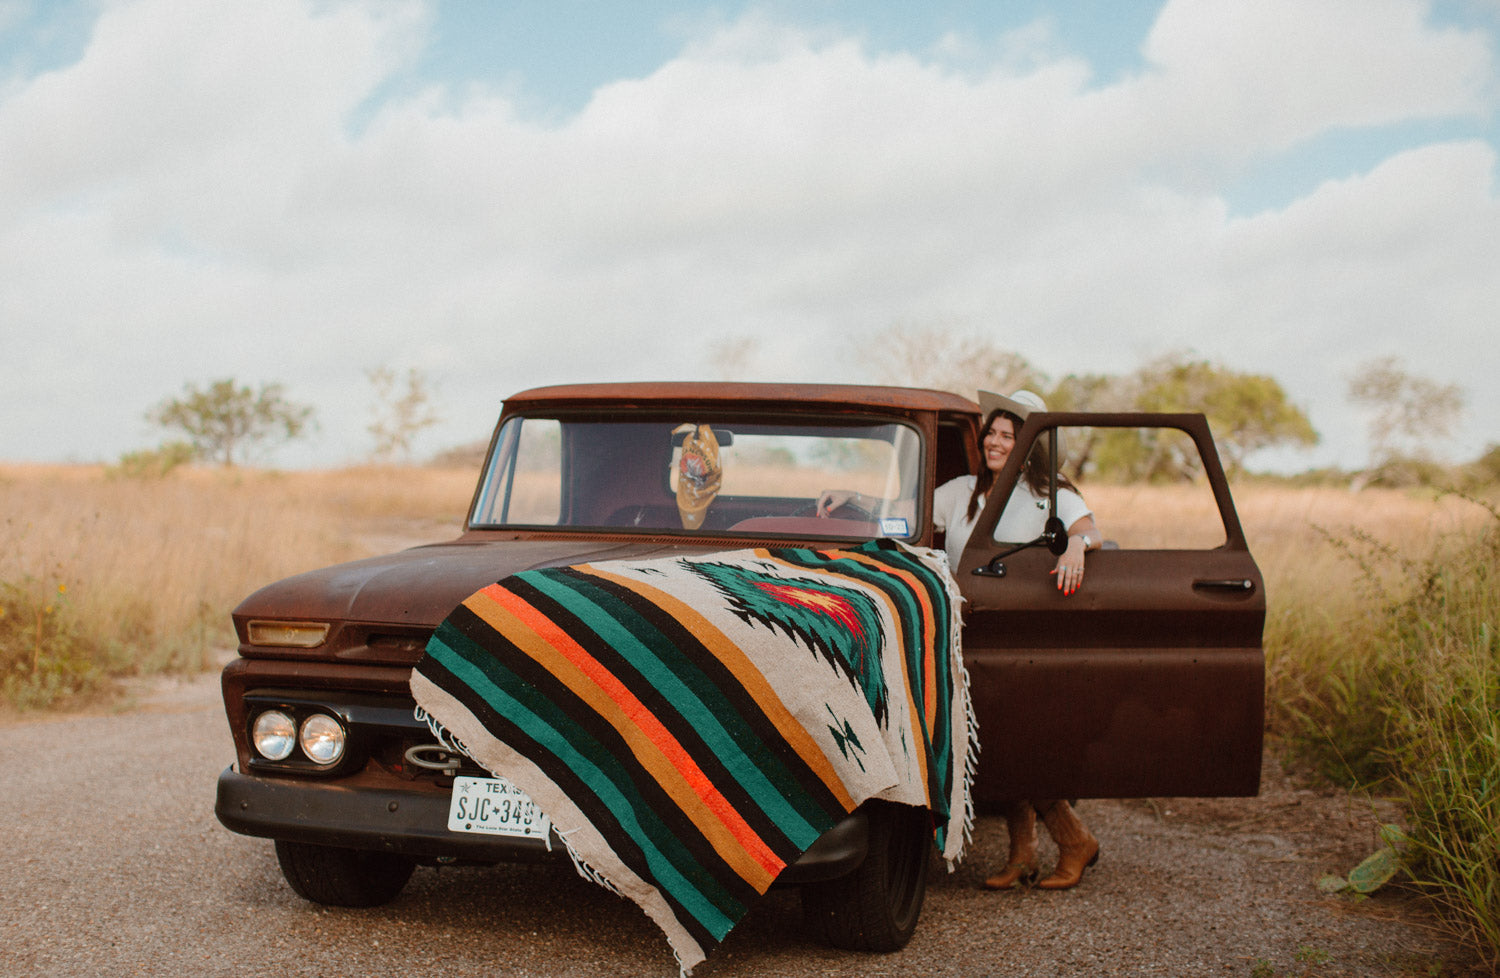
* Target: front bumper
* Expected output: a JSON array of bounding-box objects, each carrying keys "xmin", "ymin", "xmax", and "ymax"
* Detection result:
[{"xmin": 215, "ymin": 766, "xmax": 870, "ymax": 884}]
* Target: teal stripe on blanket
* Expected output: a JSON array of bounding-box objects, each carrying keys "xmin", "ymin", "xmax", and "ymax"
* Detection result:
[
  {"xmin": 424, "ymin": 627, "xmax": 745, "ymax": 937},
  {"xmin": 544, "ymin": 567, "xmax": 848, "ymax": 825},
  {"xmin": 519, "ymin": 568, "xmax": 832, "ymax": 850}
]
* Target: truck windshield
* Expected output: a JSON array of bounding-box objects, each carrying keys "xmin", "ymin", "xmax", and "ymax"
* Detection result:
[{"xmin": 471, "ymin": 415, "xmax": 923, "ymax": 540}]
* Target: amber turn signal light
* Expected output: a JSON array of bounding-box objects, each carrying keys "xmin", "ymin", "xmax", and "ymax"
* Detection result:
[{"xmin": 247, "ymin": 620, "xmax": 331, "ymax": 648}]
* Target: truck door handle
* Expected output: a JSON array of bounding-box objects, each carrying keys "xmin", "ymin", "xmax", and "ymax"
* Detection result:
[{"xmin": 1193, "ymin": 579, "xmax": 1256, "ymax": 593}]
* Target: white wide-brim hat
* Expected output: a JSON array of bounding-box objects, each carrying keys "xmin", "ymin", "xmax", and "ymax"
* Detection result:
[{"xmin": 978, "ymin": 389, "xmax": 1047, "ymax": 421}]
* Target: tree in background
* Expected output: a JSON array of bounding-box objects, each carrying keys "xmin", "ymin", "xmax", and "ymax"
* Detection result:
[
  {"xmin": 1348, "ymin": 356, "xmax": 1466, "ymax": 466},
  {"xmin": 1135, "ymin": 354, "xmax": 1318, "ymax": 477},
  {"xmin": 860, "ymin": 321, "xmax": 1043, "ymax": 397},
  {"xmin": 1052, "ymin": 354, "xmax": 1318, "ymax": 481},
  {"xmin": 1044, "ymin": 372, "xmax": 1138, "ymax": 477},
  {"xmin": 1475, "ymin": 444, "xmax": 1500, "ymax": 486},
  {"xmin": 1046, "ymin": 372, "xmax": 1136, "ymax": 413},
  {"xmin": 859, "ymin": 326, "xmax": 1321, "ymax": 480},
  {"xmin": 367, "ymin": 366, "xmax": 440, "ymax": 463},
  {"xmin": 148, "ymin": 379, "xmax": 315, "ymax": 467}
]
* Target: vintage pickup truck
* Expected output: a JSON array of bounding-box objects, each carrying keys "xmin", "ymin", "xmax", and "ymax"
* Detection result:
[{"xmin": 215, "ymin": 382, "xmax": 1263, "ymax": 953}]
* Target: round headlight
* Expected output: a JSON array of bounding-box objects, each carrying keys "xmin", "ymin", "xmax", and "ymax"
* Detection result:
[
  {"xmin": 252, "ymin": 710, "xmax": 296, "ymax": 761},
  {"xmin": 299, "ymin": 713, "xmax": 346, "ymax": 766}
]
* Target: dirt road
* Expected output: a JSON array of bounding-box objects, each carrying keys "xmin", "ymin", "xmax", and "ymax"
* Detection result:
[{"xmin": 0, "ymin": 674, "xmax": 1477, "ymax": 978}]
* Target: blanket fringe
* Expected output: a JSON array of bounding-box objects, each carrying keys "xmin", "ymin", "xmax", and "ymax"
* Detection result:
[
  {"xmin": 555, "ymin": 845, "xmax": 689, "ymax": 977},
  {"xmin": 895, "ymin": 541, "xmax": 977, "ymax": 870},
  {"xmin": 558, "ymin": 826, "xmax": 623, "ymax": 896},
  {"xmin": 415, "ymin": 703, "xmax": 470, "ymax": 756},
  {"xmin": 417, "ymin": 700, "xmax": 637, "ymax": 902},
  {"xmin": 958, "ymin": 665, "xmax": 980, "ymax": 868}
]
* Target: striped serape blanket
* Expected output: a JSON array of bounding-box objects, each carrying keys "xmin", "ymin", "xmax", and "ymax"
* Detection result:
[{"xmin": 410, "ymin": 538, "xmax": 971, "ymax": 972}]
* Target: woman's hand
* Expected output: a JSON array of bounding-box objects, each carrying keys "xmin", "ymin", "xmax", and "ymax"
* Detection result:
[
  {"xmin": 816, "ymin": 489, "xmax": 857, "ymax": 517},
  {"xmin": 1051, "ymin": 535, "xmax": 1087, "ymax": 596}
]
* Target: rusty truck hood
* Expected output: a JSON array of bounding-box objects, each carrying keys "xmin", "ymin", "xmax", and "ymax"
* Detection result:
[{"xmin": 231, "ymin": 535, "xmax": 720, "ymax": 631}]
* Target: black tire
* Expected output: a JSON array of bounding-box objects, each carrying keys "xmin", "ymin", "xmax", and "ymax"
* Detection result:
[
  {"xmin": 800, "ymin": 801, "xmax": 931, "ymax": 952},
  {"xmin": 274, "ymin": 841, "xmax": 416, "ymax": 907}
]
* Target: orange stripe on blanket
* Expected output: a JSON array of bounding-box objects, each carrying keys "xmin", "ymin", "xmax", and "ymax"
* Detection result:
[
  {"xmin": 837, "ymin": 549, "xmax": 941, "ymax": 739},
  {"xmin": 465, "ymin": 583, "xmax": 785, "ymax": 888},
  {"xmin": 578, "ymin": 565, "xmax": 858, "ymax": 814}
]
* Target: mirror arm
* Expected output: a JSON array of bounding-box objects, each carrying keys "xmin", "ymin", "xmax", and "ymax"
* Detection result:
[
  {"xmin": 971, "ymin": 516, "xmax": 1068, "ymax": 577},
  {"xmin": 1048, "ymin": 427, "xmax": 1058, "ymax": 516},
  {"xmin": 971, "ymin": 535, "xmax": 1045, "ymax": 577}
]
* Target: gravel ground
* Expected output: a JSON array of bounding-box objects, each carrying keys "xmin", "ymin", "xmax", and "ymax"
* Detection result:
[{"xmin": 0, "ymin": 673, "xmax": 1485, "ymax": 978}]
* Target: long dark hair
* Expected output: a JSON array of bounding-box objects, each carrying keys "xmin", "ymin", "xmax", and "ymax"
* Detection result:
[{"xmin": 966, "ymin": 409, "xmax": 1078, "ymax": 521}]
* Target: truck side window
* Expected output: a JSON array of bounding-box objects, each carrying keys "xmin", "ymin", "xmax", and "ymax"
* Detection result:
[
  {"xmin": 1057, "ymin": 425, "xmax": 1228, "ymax": 550},
  {"xmin": 472, "ymin": 417, "xmax": 562, "ymax": 526}
]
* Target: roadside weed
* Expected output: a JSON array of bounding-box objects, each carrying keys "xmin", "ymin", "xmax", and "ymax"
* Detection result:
[
  {"xmin": 1274, "ymin": 493, "xmax": 1500, "ymax": 968},
  {"xmin": 1294, "ymin": 945, "xmax": 1331, "ymax": 967},
  {"xmin": 0, "ymin": 575, "xmax": 105, "ymax": 708}
]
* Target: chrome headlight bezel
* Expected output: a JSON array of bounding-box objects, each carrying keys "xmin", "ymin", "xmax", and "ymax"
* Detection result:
[
  {"xmin": 251, "ymin": 710, "xmax": 297, "ymax": 761},
  {"xmin": 298, "ymin": 713, "xmax": 347, "ymax": 766},
  {"xmin": 243, "ymin": 697, "xmax": 361, "ymax": 776}
]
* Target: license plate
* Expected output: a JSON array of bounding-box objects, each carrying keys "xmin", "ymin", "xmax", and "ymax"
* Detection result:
[{"xmin": 447, "ymin": 776, "xmax": 552, "ymax": 839}]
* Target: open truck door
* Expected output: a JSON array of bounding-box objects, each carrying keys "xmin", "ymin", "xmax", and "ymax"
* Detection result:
[{"xmin": 955, "ymin": 412, "xmax": 1265, "ymax": 807}]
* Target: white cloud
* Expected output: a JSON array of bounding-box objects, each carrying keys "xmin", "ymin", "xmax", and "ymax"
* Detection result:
[
  {"xmin": 1139, "ymin": 0, "xmax": 1492, "ymax": 160},
  {"xmin": 0, "ymin": 0, "xmax": 1495, "ymax": 469}
]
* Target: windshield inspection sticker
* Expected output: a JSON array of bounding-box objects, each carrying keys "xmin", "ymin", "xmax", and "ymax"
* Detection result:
[{"xmin": 880, "ymin": 517, "xmax": 909, "ymax": 537}]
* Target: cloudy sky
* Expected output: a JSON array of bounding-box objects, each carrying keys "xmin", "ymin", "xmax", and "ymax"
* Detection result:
[{"xmin": 2, "ymin": 0, "xmax": 1496, "ymax": 470}]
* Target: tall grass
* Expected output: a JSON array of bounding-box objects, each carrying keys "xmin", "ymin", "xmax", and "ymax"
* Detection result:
[
  {"xmin": 1242, "ymin": 488, "xmax": 1486, "ymax": 773},
  {"xmin": 1264, "ymin": 488, "xmax": 1500, "ymax": 966},
  {"xmin": 0, "ymin": 464, "xmax": 473, "ymax": 709}
]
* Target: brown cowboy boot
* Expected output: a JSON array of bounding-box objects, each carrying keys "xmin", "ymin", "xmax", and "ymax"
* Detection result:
[
  {"xmin": 1036, "ymin": 801, "xmax": 1099, "ymax": 890},
  {"xmin": 983, "ymin": 801, "xmax": 1039, "ymax": 890}
]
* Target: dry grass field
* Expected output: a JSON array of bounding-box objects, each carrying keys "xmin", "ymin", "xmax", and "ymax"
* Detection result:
[
  {"xmin": 2, "ymin": 462, "xmax": 1489, "ymax": 702},
  {"xmin": 0, "ymin": 464, "xmax": 474, "ymax": 698}
]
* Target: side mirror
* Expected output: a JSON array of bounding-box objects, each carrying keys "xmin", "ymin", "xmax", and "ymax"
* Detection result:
[{"xmin": 1043, "ymin": 516, "xmax": 1068, "ymax": 555}]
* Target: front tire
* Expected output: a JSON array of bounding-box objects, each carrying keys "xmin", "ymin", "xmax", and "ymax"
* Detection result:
[
  {"xmin": 274, "ymin": 841, "xmax": 416, "ymax": 907},
  {"xmin": 800, "ymin": 801, "xmax": 931, "ymax": 951}
]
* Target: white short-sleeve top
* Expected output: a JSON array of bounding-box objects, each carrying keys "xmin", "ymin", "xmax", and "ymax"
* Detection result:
[{"xmin": 932, "ymin": 475, "xmax": 1092, "ymax": 571}]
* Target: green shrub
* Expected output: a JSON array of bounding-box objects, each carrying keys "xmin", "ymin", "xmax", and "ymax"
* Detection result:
[
  {"xmin": 1347, "ymin": 456, "xmax": 1464, "ymax": 492},
  {"xmin": 109, "ymin": 441, "xmax": 198, "ymax": 479},
  {"xmin": 0, "ymin": 577, "xmax": 106, "ymax": 709}
]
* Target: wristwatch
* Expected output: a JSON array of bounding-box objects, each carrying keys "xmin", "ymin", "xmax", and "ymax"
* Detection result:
[{"xmin": 1079, "ymin": 533, "xmax": 1093, "ymax": 550}]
